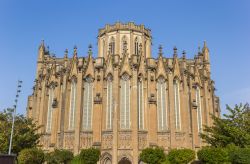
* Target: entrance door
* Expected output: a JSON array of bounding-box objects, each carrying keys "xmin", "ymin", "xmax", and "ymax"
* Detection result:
[{"xmin": 118, "ymin": 158, "xmax": 132, "ymax": 164}]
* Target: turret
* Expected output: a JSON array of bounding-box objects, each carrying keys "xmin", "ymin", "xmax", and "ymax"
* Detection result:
[
  {"xmin": 202, "ymin": 41, "xmax": 211, "ymax": 73},
  {"xmin": 36, "ymin": 40, "xmax": 46, "ymax": 79}
]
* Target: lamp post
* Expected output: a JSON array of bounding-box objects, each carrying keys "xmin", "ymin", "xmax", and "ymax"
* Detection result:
[{"xmin": 8, "ymin": 80, "xmax": 22, "ymax": 155}]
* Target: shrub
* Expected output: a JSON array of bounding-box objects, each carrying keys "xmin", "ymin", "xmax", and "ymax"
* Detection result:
[
  {"xmin": 229, "ymin": 147, "xmax": 250, "ymax": 164},
  {"xmin": 197, "ymin": 147, "xmax": 229, "ymax": 164},
  {"xmin": 167, "ymin": 148, "xmax": 195, "ymax": 164},
  {"xmin": 70, "ymin": 154, "xmax": 83, "ymax": 164},
  {"xmin": 46, "ymin": 149, "xmax": 73, "ymax": 164},
  {"xmin": 139, "ymin": 147, "xmax": 166, "ymax": 164},
  {"xmin": 18, "ymin": 148, "xmax": 44, "ymax": 164},
  {"xmin": 79, "ymin": 147, "xmax": 100, "ymax": 164}
]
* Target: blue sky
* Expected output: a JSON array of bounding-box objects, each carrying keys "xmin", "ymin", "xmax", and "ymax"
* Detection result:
[{"xmin": 0, "ymin": 0, "xmax": 249, "ymax": 115}]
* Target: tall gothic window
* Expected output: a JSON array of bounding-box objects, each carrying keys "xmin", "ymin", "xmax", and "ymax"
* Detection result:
[
  {"xmin": 196, "ymin": 86, "xmax": 202, "ymax": 132},
  {"xmin": 122, "ymin": 36, "xmax": 127, "ymax": 53},
  {"xmin": 157, "ymin": 76, "xmax": 167, "ymax": 131},
  {"xmin": 174, "ymin": 79, "xmax": 181, "ymax": 130},
  {"xmin": 69, "ymin": 78, "xmax": 77, "ymax": 130},
  {"xmin": 134, "ymin": 37, "xmax": 139, "ymax": 55},
  {"xmin": 138, "ymin": 76, "xmax": 144, "ymax": 130},
  {"xmin": 106, "ymin": 75, "xmax": 113, "ymax": 130},
  {"xmin": 82, "ymin": 77, "xmax": 93, "ymax": 130},
  {"xmin": 120, "ymin": 73, "xmax": 130, "ymax": 129},
  {"xmin": 109, "ymin": 37, "xmax": 115, "ymax": 54},
  {"xmin": 46, "ymin": 86, "xmax": 54, "ymax": 132}
]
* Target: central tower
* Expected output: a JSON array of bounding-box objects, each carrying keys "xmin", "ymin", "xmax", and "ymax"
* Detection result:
[{"xmin": 97, "ymin": 22, "xmax": 152, "ymax": 58}]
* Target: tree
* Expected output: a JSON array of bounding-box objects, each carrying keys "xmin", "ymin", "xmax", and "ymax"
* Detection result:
[
  {"xmin": 79, "ymin": 147, "xmax": 100, "ymax": 164},
  {"xmin": 18, "ymin": 148, "xmax": 44, "ymax": 164},
  {"xmin": 167, "ymin": 148, "xmax": 195, "ymax": 164},
  {"xmin": 139, "ymin": 147, "xmax": 166, "ymax": 164},
  {"xmin": 197, "ymin": 147, "xmax": 229, "ymax": 164},
  {"xmin": 200, "ymin": 103, "xmax": 250, "ymax": 148},
  {"xmin": 46, "ymin": 149, "xmax": 74, "ymax": 164},
  {"xmin": 0, "ymin": 108, "xmax": 42, "ymax": 154}
]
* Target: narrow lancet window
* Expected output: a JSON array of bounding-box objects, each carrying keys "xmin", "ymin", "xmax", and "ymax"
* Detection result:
[
  {"xmin": 196, "ymin": 86, "xmax": 202, "ymax": 132},
  {"xmin": 82, "ymin": 77, "xmax": 93, "ymax": 130},
  {"xmin": 109, "ymin": 37, "xmax": 115, "ymax": 54},
  {"xmin": 106, "ymin": 75, "xmax": 113, "ymax": 130},
  {"xmin": 138, "ymin": 77, "xmax": 144, "ymax": 130},
  {"xmin": 174, "ymin": 79, "xmax": 181, "ymax": 130},
  {"xmin": 134, "ymin": 37, "xmax": 139, "ymax": 55},
  {"xmin": 46, "ymin": 86, "xmax": 54, "ymax": 132},
  {"xmin": 69, "ymin": 79, "xmax": 77, "ymax": 130},
  {"xmin": 120, "ymin": 73, "xmax": 130, "ymax": 129},
  {"xmin": 157, "ymin": 77, "xmax": 167, "ymax": 131}
]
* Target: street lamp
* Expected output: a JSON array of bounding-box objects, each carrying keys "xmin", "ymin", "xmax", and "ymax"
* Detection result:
[{"xmin": 8, "ymin": 80, "xmax": 22, "ymax": 155}]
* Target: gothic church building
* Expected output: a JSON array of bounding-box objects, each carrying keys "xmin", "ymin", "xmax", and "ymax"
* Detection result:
[{"xmin": 27, "ymin": 22, "xmax": 220, "ymax": 164}]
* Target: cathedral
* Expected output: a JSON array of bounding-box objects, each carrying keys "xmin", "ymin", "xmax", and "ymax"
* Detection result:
[{"xmin": 27, "ymin": 22, "xmax": 220, "ymax": 164}]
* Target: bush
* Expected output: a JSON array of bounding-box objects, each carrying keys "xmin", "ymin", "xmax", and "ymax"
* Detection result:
[
  {"xmin": 79, "ymin": 147, "xmax": 100, "ymax": 164},
  {"xmin": 197, "ymin": 147, "xmax": 229, "ymax": 164},
  {"xmin": 229, "ymin": 147, "xmax": 250, "ymax": 164},
  {"xmin": 71, "ymin": 154, "xmax": 83, "ymax": 164},
  {"xmin": 46, "ymin": 149, "xmax": 73, "ymax": 164},
  {"xmin": 139, "ymin": 147, "xmax": 166, "ymax": 164},
  {"xmin": 18, "ymin": 148, "xmax": 44, "ymax": 164},
  {"xmin": 167, "ymin": 148, "xmax": 195, "ymax": 164}
]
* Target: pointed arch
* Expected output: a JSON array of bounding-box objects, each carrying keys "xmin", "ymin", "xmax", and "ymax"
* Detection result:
[
  {"xmin": 68, "ymin": 77, "xmax": 77, "ymax": 130},
  {"xmin": 120, "ymin": 73, "xmax": 130, "ymax": 129},
  {"xmin": 138, "ymin": 75, "xmax": 144, "ymax": 130},
  {"xmin": 109, "ymin": 37, "xmax": 115, "ymax": 54},
  {"xmin": 157, "ymin": 76, "xmax": 167, "ymax": 131},
  {"xmin": 82, "ymin": 76, "xmax": 94, "ymax": 130},
  {"xmin": 134, "ymin": 37, "xmax": 139, "ymax": 55},
  {"xmin": 173, "ymin": 78, "xmax": 181, "ymax": 130},
  {"xmin": 106, "ymin": 74, "xmax": 113, "ymax": 130}
]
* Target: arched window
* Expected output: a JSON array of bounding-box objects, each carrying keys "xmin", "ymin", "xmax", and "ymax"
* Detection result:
[
  {"xmin": 196, "ymin": 86, "xmax": 202, "ymax": 132},
  {"xmin": 106, "ymin": 75, "xmax": 113, "ymax": 130},
  {"xmin": 69, "ymin": 78, "xmax": 77, "ymax": 130},
  {"xmin": 157, "ymin": 76, "xmax": 167, "ymax": 131},
  {"xmin": 120, "ymin": 73, "xmax": 130, "ymax": 129},
  {"xmin": 122, "ymin": 36, "xmax": 127, "ymax": 53},
  {"xmin": 82, "ymin": 77, "xmax": 93, "ymax": 130},
  {"xmin": 138, "ymin": 76, "xmax": 144, "ymax": 130},
  {"xmin": 46, "ymin": 85, "xmax": 54, "ymax": 132},
  {"xmin": 134, "ymin": 37, "xmax": 139, "ymax": 55},
  {"xmin": 174, "ymin": 79, "xmax": 181, "ymax": 130},
  {"xmin": 109, "ymin": 37, "xmax": 115, "ymax": 54}
]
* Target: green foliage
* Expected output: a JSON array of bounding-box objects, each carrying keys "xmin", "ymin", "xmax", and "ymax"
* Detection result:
[
  {"xmin": 70, "ymin": 155, "xmax": 83, "ymax": 164},
  {"xmin": 18, "ymin": 148, "xmax": 44, "ymax": 164},
  {"xmin": 46, "ymin": 149, "xmax": 74, "ymax": 164},
  {"xmin": 0, "ymin": 108, "xmax": 42, "ymax": 154},
  {"xmin": 226, "ymin": 145, "xmax": 250, "ymax": 164},
  {"xmin": 167, "ymin": 148, "xmax": 195, "ymax": 164},
  {"xmin": 200, "ymin": 103, "xmax": 250, "ymax": 148},
  {"xmin": 197, "ymin": 147, "xmax": 229, "ymax": 164},
  {"xmin": 79, "ymin": 147, "xmax": 100, "ymax": 164},
  {"xmin": 139, "ymin": 147, "xmax": 166, "ymax": 164}
]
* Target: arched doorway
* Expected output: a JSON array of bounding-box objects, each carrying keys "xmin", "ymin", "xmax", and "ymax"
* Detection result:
[
  {"xmin": 104, "ymin": 158, "xmax": 112, "ymax": 164},
  {"xmin": 118, "ymin": 157, "xmax": 132, "ymax": 164}
]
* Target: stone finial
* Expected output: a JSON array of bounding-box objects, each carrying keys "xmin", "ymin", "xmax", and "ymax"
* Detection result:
[
  {"xmin": 158, "ymin": 45, "xmax": 163, "ymax": 57},
  {"xmin": 73, "ymin": 46, "xmax": 77, "ymax": 57},
  {"xmin": 173, "ymin": 46, "xmax": 178, "ymax": 58},
  {"xmin": 64, "ymin": 49, "xmax": 68, "ymax": 58},
  {"xmin": 88, "ymin": 44, "xmax": 93, "ymax": 56},
  {"xmin": 182, "ymin": 50, "xmax": 186, "ymax": 59}
]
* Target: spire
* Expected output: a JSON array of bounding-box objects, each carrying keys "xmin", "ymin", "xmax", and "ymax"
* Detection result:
[
  {"xmin": 64, "ymin": 49, "xmax": 68, "ymax": 59},
  {"xmin": 173, "ymin": 46, "xmax": 178, "ymax": 58},
  {"xmin": 202, "ymin": 40, "xmax": 210, "ymax": 62},
  {"xmin": 73, "ymin": 46, "xmax": 77, "ymax": 58},
  {"xmin": 38, "ymin": 40, "xmax": 45, "ymax": 61},
  {"xmin": 88, "ymin": 44, "xmax": 93, "ymax": 57},
  {"xmin": 158, "ymin": 45, "xmax": 163, "ymax": 57}
]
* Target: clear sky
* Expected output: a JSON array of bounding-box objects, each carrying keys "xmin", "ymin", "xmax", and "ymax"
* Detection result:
[{"xmin": 0, "ymin": 0, "xmax": 249, "ymax": 115}]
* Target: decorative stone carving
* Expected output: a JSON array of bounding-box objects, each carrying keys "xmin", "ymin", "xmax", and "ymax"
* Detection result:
[
  {"xmin": 175, "ymin": 132, "xmax": 185, "ymax": 141},
  {"xmin": 148, "ymin": 93, "xmax": 156, "ymax": 104},
  {"xmin": 94, "ymin": 93, "xmax": 102, "ymax": 104},
  {"xmin": 138, "ymin": 132, "xmax": 147, "ymax": 150},
  {"xmin": 102, "ymin": 131, "xmax": 113, "ymax": 150},
  {"xmin": 80, "ymin": 132, "xmax": 93, "ymax": 149},
  {"xmin": 118, "ymin": 131, "xmax": 132, "ymax": 149},
  {"xmin": 40, "ymin": 134, "xmax": 51, "ymax": 149},
  {"xmin": 64, "ymin": 132, "xmax": 74, "ymax": 150},
  {"xmin": 157, "ymin": 132, "xmax": 170, "ymax": 149}
]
